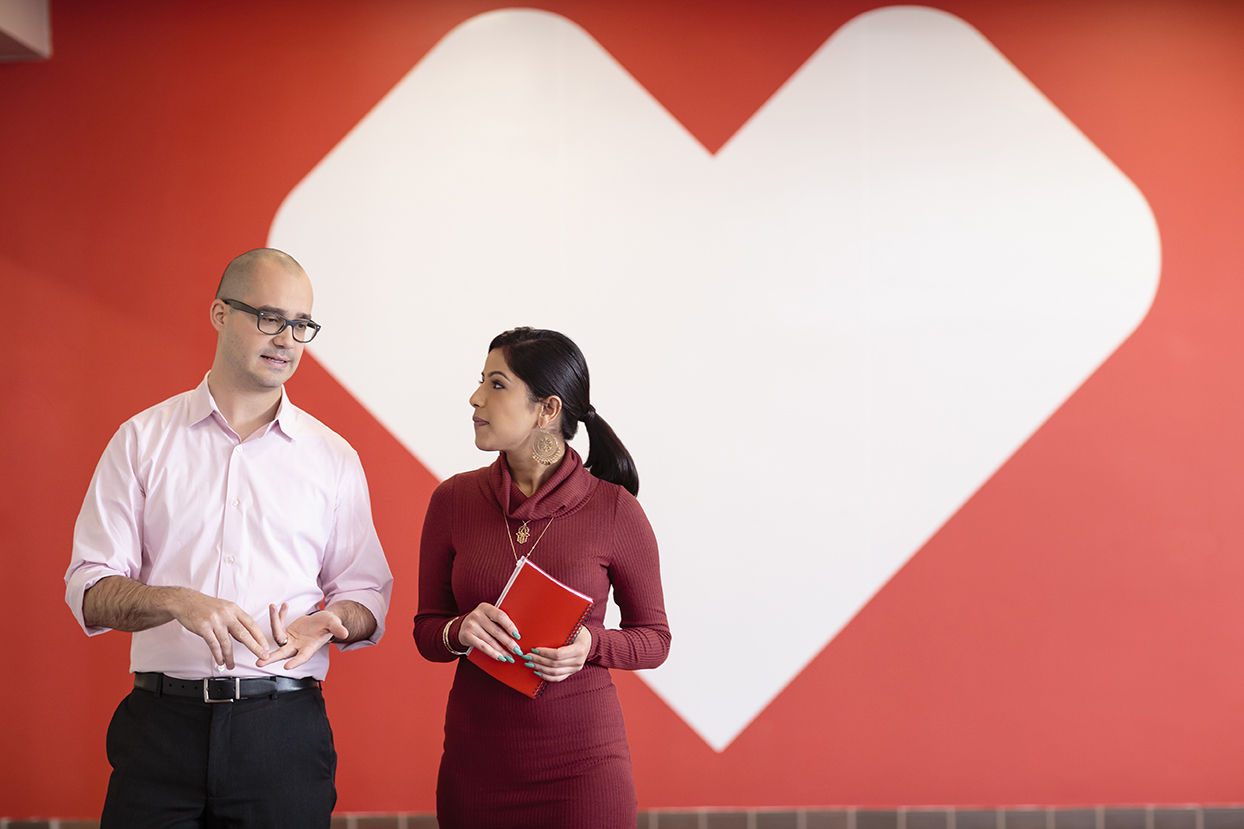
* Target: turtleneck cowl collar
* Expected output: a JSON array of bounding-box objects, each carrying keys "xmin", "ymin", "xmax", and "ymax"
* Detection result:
[{"xmin": 488, "ymin": 446, "xmax": 596, "ymax": 522}]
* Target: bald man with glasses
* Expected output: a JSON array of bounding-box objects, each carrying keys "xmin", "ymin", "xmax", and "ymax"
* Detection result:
[{"xmin": 66, "ymin": 248, "xmax": 393, "ymax": 828}]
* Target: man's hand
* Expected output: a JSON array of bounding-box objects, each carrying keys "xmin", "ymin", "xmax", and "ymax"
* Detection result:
[
  {"xmin": 166, "ymin": 589, "xmax": 271, "ymax": 670},
  {"xmin": 82, "ymin": 576, "xmax": 270, "ymax": 670},
  {"xmin": 256, "ymin": 602, "xmax": 350, "ymax": 671}
]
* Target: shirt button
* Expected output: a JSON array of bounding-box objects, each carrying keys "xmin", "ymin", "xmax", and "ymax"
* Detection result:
[
  {"xmin": 235, "ymin": 446, "xmax": 244, "ymax": 453},
  {"xmin": 231, "ymin": 499, "xmax": 239, "ymax": 507},
  {"xmin": 226, "ymin": 555, "xmax": 235, "ymax": 564}
]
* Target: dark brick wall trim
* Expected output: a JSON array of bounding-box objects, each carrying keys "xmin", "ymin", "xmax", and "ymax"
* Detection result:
[{"xmin": 0, "ymin": 806, "xmax": 1237, "ymax": 828}]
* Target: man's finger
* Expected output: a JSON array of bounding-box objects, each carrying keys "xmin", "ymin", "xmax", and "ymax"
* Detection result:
[
  {"xmin": 203, "ymin": 634, "xmax": 226, "ymax": 669},
  {"xmin": 282, "ymin": 649, "xmax": 313, "ymax": 671},
  {"xmin": 255, "ymin": 642, "xmax": 297, "ymax": 668},
  {"xmin": 236, "ymin": 610, "xmax": 269, "ymax": 653},
  {"xmin": 309, "ymin": 610, "xmax": 349, "ymax": 643},
  {"xmin": 229, "ymin": 619, "xmax": 270, "ymax": 660},
  {"xmin": 217, "ymin": 629, "xmax": 235, "ymax": 670},
  {"xmin": 281, "ymin": 637, "xmax": 329, "ymax": 671},
  {"xmin": 269, "ymin": 603, "xmax": 289, "ymax": 646}
]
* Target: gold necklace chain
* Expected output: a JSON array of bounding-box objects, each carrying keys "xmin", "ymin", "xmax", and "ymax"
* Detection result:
[{"xmin": 504, "ymin": 512, "xmax": 555, "ymax": 563}]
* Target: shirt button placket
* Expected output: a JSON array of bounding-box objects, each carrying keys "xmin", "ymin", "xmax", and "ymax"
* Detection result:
[{"xmin": 220, "ymin": 442, "xmax": 244, "ymax": 597}]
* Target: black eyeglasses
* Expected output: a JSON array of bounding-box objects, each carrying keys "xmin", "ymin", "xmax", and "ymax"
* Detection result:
[{"xmin": 222, "ymin": 299, "xmax": 321, "ymax": 343}]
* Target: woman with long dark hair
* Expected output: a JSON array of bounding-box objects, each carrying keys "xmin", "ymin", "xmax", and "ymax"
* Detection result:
[{"xmin": 413, "ymin": 327, "xmax": 671, "ymax": 828}]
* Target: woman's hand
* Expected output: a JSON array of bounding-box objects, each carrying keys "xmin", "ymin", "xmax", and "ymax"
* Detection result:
[
  {"xmin": 524, "ymin": 626, "xmax": 591, "ymax": 683},
  {"xmin": 458, "ymin": 603, "xmax": 524, "ymax": 664}
]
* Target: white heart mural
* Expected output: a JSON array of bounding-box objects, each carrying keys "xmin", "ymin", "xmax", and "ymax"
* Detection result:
[{"xmin": 269, "ymin": 6, "xmax": 1160, "ymax": 751}]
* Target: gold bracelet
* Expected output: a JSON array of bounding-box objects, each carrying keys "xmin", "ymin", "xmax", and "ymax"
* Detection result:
[{"xmin": 442, "ymin": 617, "xmax": 469, "ymax": 656}]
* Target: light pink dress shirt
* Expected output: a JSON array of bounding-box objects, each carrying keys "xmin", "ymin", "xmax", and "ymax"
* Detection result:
[{"xmin": 65, "ymin": 376, "xmax": 393, "ymax": 681}]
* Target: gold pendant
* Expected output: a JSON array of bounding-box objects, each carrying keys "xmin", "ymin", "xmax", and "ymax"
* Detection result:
[{"xmin": 516, "ymin": 522, "xmax": 531, "ymax": 544}]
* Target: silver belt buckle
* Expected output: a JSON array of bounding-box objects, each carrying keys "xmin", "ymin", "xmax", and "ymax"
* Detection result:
[{"xmin": 203, "ymin": 677, "xmax": 241, "ymax": 703}]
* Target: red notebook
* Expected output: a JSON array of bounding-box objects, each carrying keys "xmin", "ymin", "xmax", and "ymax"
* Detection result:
[{"xmin": 466, "ymin": 557, "xmax": 595, "ymax": 698}]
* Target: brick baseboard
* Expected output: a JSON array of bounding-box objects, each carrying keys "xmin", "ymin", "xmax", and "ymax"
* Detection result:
[{"xmin": 5, "ymin": 806, "xmax": 1242, "ymax": 829}]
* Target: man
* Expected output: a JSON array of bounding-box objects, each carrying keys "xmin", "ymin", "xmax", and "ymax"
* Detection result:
[{"xmin": 65, "ymin": 248, "xmax": 393, "ymax": 828}]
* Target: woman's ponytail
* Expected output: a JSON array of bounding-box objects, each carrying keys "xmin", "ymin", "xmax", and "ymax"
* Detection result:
[{"xmin": 582, "ymin": 409, "xmax": 639, "ymax": 496}]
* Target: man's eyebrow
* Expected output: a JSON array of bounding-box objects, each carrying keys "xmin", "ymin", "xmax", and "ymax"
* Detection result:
[{"xmin": 255, "ymin": 304, "xmax": 314, "ymax": 321}]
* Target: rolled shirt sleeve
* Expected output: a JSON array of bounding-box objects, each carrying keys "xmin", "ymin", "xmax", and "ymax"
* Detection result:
[{"xmin": 65, "ymin": 424, "xmax": 146, "ymax": 636}]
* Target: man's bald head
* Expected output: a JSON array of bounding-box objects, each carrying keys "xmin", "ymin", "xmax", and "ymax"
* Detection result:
[{"xmin": 215, "ymin": 248, "xmax": 306, "ymax": 300}]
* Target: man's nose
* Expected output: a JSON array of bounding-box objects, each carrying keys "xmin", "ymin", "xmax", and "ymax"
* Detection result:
[{"xmin": 272, "ymin": 324, "xmax": 297, "ymax": 348}]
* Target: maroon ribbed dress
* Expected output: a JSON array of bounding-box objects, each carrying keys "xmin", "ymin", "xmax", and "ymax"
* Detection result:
[{"xmin": 414, "ymin": 448, "xmax": 671, "ymax": 829}]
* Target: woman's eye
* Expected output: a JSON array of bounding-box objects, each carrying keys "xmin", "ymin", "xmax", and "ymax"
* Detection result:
[{"xmin": 492, "ymin": 382, "xmax": 505, "ymax": 390}]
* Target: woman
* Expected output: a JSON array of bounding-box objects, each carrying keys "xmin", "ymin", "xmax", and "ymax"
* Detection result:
[{"xmin": 413, "ymin": 327, "xmax": 671, "ymax": 828}]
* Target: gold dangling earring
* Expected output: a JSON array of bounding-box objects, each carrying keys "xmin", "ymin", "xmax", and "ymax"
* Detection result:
[{"xmin": 532, "ymin": 430, "xmax": 564, "ymax": 465}]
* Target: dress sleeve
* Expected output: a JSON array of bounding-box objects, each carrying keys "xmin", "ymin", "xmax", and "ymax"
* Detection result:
[
  {"xmin": 413, "ymin": 477, "xmax": 463, "ymax": 662},
  {"xmin": 318, "ymin": 450, "xmax": 393, "ymax": 650},
  {"xmin": 64, "ymin": 424, "xmax": 145, "ymax": 635},
  {"xmin": 587, "ymin": 490, "xmax": 671, "ymax": 670}
]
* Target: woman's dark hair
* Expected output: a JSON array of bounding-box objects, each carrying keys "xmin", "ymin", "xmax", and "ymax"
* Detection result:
[{"xmin": 489, "ymin": 327, "xmax": 640, "ymax": 496}]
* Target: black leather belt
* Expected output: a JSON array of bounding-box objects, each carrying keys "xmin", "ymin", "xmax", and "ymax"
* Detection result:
[{"xmin": 134, "ymin": 672, "xmax": 320, "ymax": 703}]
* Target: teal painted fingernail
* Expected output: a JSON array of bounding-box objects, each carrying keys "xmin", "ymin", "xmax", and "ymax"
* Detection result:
[
  {"xmin": 531, "ymin": 648, "xmax": 541, "ymax": 655},
  {"xmin": 512, "ymin": 630, "xmax": 521, "ymax": 639},
  {"xmin": 534, "ymin": 671, "xmax": 544, "ymax": 678},
  {"xmin": 495, "ymin": 654, "xmax": 505, "ymax": 662},
  {"xmin": 524, "ymin": 662, "xmax": 534, "ymax": 668},
  {"xmin": 512, "ymin": 645, "xmax": 523, "ymax": 656}
]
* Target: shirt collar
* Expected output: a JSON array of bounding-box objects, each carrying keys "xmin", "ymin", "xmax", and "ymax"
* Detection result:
[
  {"xmin": 189, "ymin": 373, "xmax": 300, "ymax": 442},
  {"xmin": 270, "ymin": 389, "xmax": 300, "ymax": 441}
]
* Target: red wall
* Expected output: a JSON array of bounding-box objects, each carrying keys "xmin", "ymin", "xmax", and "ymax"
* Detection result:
[{"xmin": 4, "ymin": 0, "xmax": 1244, "ymax": 819}]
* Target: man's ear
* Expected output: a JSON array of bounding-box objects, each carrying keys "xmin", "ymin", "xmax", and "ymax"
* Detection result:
[{"xmin": 209, "ymin": 299, "xmax": 229, "ymax": 332}]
